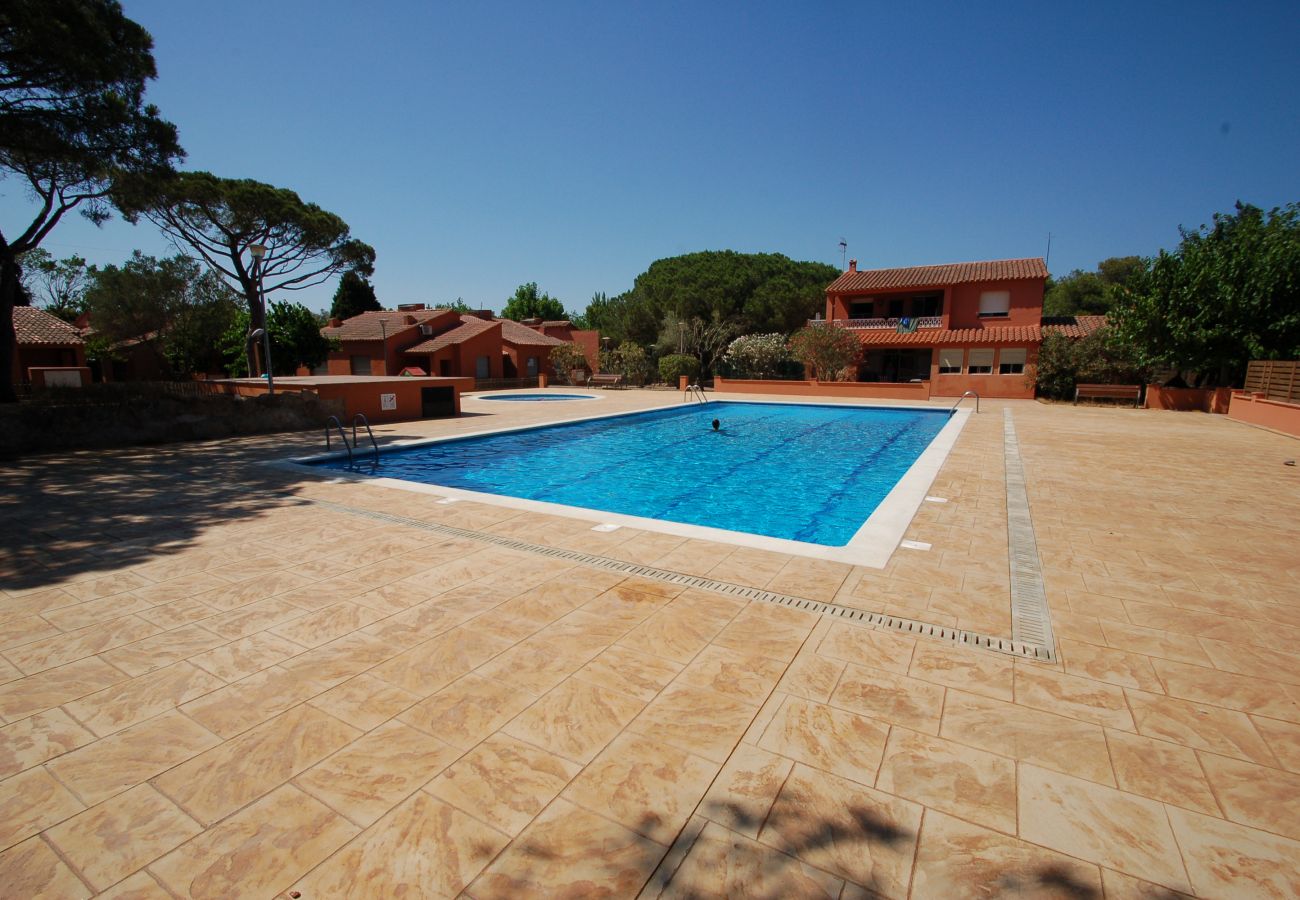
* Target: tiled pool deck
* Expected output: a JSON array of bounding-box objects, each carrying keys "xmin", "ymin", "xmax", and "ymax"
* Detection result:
[{"xmin": 1, "ymin": 391, "xmax": 1297, "ymax": 898}]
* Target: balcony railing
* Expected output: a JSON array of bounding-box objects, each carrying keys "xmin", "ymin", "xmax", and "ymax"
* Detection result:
[{"xmin": 807, "ymin": 316, "xmax": 943, "ymax": 330}]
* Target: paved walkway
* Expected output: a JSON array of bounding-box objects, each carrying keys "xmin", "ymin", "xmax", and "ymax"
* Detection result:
[{"xmin": 0, "ymin": 391, "xmax": 1297, "ymax": 898}]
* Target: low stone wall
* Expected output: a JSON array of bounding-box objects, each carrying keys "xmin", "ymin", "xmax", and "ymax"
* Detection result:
[
  {"xmin": 0, "ymin": 387, "xmax": 343, "ymax": 457},
  {"xmin": 1145, "ymin": 385, "xmax": 1232, "ymax": 413},
  {"xmin": 1227, "ymin": 392, "xmax": 1300, "ymax": 438},
  {"xmin": 713, "ymin": 377, "xmax": 932, "ymax": 401}
]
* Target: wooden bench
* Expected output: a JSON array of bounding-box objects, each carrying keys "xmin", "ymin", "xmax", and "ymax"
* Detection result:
[
  {"xmin": 1074, "ymin": 383, "xmax": 1143, "ymax": 407},
  {"xmin": 587, "ymin": 373, "xmax": 624, "ymax": 389}
]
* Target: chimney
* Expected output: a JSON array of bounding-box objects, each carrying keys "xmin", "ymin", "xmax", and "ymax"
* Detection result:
[
  {"xmin": 848, "ymin": 259, "xmax": 857, "ymax": 273},
  {"xmin": 470, "ymin": 309, "xmax": 494, "ymax": 321},
  {"xmin": 328, "ymin": 317, "xmax": 342, "ymax": 328},
  {"xmin": 403, "ymin": 315, "xmax": 417, "ymax": 325},
  {"xmin": 396, "ymin": 303, "xmax": 426, "ymax": 312}
]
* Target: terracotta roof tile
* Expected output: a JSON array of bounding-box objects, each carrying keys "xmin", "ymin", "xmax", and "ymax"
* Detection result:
[
  {"xmin": 1041, "ymin": 315, "xmax": 1107, "ymax": 338},
  {"xmin": 405, "ymin": 315, "xmax": 498, "ymax": 353},
  {"xmin": 828, "ymin": 258, "xmax": 1048, "ymax": 294},
  {"xmin": 321, "ymin": 309, "xmax": 448, "ymax": 341},
  {"xmin": 498, "ymin": 318, "xmax": 566, "ymax": 347},
  {"xmin": 850, "ymin": 325, "xmax": 1042, "ymax": 346},
  {"xmin": 12, "ymin": 307, "xmax": 84, "ymax": 346}
]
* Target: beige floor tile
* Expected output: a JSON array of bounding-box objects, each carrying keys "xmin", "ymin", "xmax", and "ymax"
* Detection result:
[
  {"xmin": 46, "ymin": 710, "xmax": 218, "ymax": 807},
  {"xmin": 42, "ymin": 594, "xmax": 155, "ymax": 632},
  {"xmin": 1017, "ymin": 764, "xmax": 1190, "ymax": 892},
  {"xmin": 774, "ymin": 651, "xmax": 845, "ymax": 703},
  {"xmin": 0, "ymin": 614, "xmax": 62, "ymax": 650},
  {"xmin": 1126, "ymin": 689, "xmax": 1278, "ymax": 765},
  {"xmin": 153, "ymin": 704, "xmax": 358, "ymax": 825},
  {"xmin": 1165, "ymin": 805, "xmax": 1300, "ymax": 899},
  {"xmin": 1197, "ymin": 751, "xmax": 1300, "ymax": 840},
  {"xmin": 1104, "ymin": 729, "xmax": 1221, "ymax": 815},
  {"xmin": 63, "ymin": 661, "xmax": 224, "ymax": 737},
  {"xmin": 296, "ymin": 719, "xmax": 460, "ymax": 826},
  {"xmin": 44, "ymin": 783, "xmax": 201, "ymax": 891},
  {"xmin": 563, "ymin": 731, "xmax": 719, "ymax": 845},
  {"xmin": 399, "ymin": 672, "xmax": 536, "ymax": 750},
  {"xmin": 1058, "ymin": 638, "xmax": 1162, "ymax": 692},
  {"xmin": 276, "ymin": 576, "xmax": 371, "ymax": 612},
  {"xmin": 816, "ymin": 622, "xmax": 916, "ymax": 673},
  {"xmin": 0, "ymin": 708, "xmax": 96, "ymax": 778},
  {"xmin": 905, "ymin": 641, "xmax": 1014, "ymax": 702},
  {"xmin": 200, "ymin": 596, "xmax": 308, "ymax": 641},
  {"xmin": 1013, "ymin": 663, "xmax": 1135, "ymax": 730},
  {"xmin": 829, "ymin": 663, "xmax": 945, "ymax": 734},
  {"xmin": 1099, "ymin": 620, "xmax": 1212, "ymax": 666},
  {"xmin": 0, "ymin": 835, "xmax": 90, "ymax": 899},
  {"xmin": 178, "ymin": 665, "xmax": 325, "ymax": 738},
  {"xmin": 425, "ymin": 731, "xmax": 579, "ymax": 836},
  {"xmin": 711, "ymin": 605, "xmax": 818, "ymax": 662},
  {"xmin": 268, "ymin": 599, "xmax": 384, "ymax": 647},
  {"xmin": 939, "ymin": 689, "xmax": 1115, "ymax": 786},
  {"xmin": 5, "ymin": 615, "xmax": 160, "ymax": 675},
  {"xmin": 616, "ymin": 607, "xmax": 725, "ymax": 664},
  {"xmin": 150, "ymin": 784, "xmax": 359, "ymax": 899},
  {"xmin": 99, "ymin": 624, "xmax": 225, "ymax": 677},
  {"xmin": 756, "ymin": 695, "xmax": 889, "ymax": 787},
  {"xmin": 128, "ymin": 571, "xmax": 231, "ymax": 608},
  {"xmin": 1099, "ymin": 867, "xmax": 1196, "ymax": 898},
  {"xmin": 64, "ymin": 572, "xmax": 152, "ymax": 603},
  {"xmin": 504, "ymin": 677, "xmax": 645, "ymax": 764},
  {"xmin": 699, "ymin": 743, "xmax": 794, "ymax": 839},
  {"xmin": 571, "ymin": 644, "xmax": 682, "ymax": 702},
  {"xmin": 911, "ymin": 810, "xmax": 1102, "ymax": 899},
  {"xmin": 761, "ymin": 763, "xmax": 921, "ymax": 897},
  {"xmin": 191, "ymin": 570, "xmax": 316, "ymax": 613},
  {"xmin": 135, "ymin": 598, "xmax": 219, "ymax": 630},
  {"xmin": 368, "ymin": 625, "xmax": 511, "ymax": 696},
  {"xmin": 470, "ymin": 798, "xmax": 666, "ymax": 898},
  {"xmin": 674, "ymin": 644, "xmax": 787, "ymax": 704},
  {"xmin": 186, "ymin": 632, "xmax": 304, "ymax": 682},
  {"xmin": 875, "ymin": 726, "xmax": 1017, "ymax": 834},
  {"xmin": 307, "ymin": 672, "xmax": 420, "ymax": 731},
  {"xmin": 0, "ymin": 765, "xmax": 85, "ymax": 850},
  {"xmin": 275, "ymin": 631, "xmax": 394, "ymax": 689},
  {"xmin": 628, "ymin": 683, "xmax": 756, "ymax": 764},
  {"xmin": 1151, "ymin": 657, "xmax": 1300, "ymax": 722},
  {"xmin": 1251, "ymin": 715, "xmax": 1300, "ymax": 773},
  {"xmin": 661, "ymin": 820, "xmax": 843, "ymax": 899},
  {"xmin": 94, "ymin": 870, "xmax": 171, "ymax": 899}
]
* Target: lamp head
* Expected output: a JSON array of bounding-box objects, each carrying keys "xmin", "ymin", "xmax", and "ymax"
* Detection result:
[{"xmin": 249, "ymin": 244, "xmax": 267, "ymax": 260}]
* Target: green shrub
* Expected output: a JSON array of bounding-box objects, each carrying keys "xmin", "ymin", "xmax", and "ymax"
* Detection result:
[
  {"xmin": 723, "ymin": 333, "xmax": 791, "ymax": 378},
  {"xmin": 787, "ymin": 325, "xmax": 862, "ymax": 381},
  {"xmin": 1033, "ymin": 328, "xmax": 1151, "ymax": 399},
  {"xmin": 548, "ymin": 342, "xmax": 590, "ymax": 383},
  {"xmin": 658, "ymin": 354, "xmax": 700, "ymax": 384}
]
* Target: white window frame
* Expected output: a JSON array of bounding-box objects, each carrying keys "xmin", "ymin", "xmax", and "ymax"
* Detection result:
[
  {"xmin": 998, "ymin": 347, "xmax": 1027, "ymax": 375},
  {"xmin": 967, "ymin": 349, "xmax": 994, "ymax": 374},
  {"xmin": 937, "ymin": 349, "xmax": 963, "ymax": 374},
  {"xmin": 978, "ymin": 290, "xmax": 1011, "ymax": 317}
]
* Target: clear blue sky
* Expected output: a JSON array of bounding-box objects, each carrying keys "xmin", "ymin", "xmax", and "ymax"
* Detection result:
[{"xmin": 5, "ymin": 0, "xmax": 1298, "ymax": 315}]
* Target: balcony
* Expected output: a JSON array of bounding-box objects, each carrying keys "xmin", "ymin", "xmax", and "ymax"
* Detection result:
[{"xmin": 807, "ymin": 316, "xmax": 943, "ymax": 330}]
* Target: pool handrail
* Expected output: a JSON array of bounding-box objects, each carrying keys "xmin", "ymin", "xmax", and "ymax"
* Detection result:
[
  {"xmin": 325, "ymin": 415, "xmax": 353, "ymax": 464},
  {"xmin": 950, "ymin": 390, "xmax": 979, "ymax": 414},
  {"xmin": 352, "ymin": 413, "xmax": 379, "ymax": 464}
]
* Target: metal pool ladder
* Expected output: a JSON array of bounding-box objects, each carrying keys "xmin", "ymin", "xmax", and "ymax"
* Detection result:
[
  {"xmin": 324, "ymin": 414, "xmax": 380, "ymax": 464},
  {"xmin": 684, "ymin": 384, "xmax": 708, "ymax": 403},
  {"xmin": 951, "ymin": 390, "xmax": 979, "ymax": 413}
]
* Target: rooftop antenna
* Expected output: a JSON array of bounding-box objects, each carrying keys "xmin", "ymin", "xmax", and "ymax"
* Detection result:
[
  {"xmin": 1045, "ymin": 232, "xmax": 1053, "ymax": 268},
  {"xmin": 838, "ymin": 238, "xmax": 848, "ymax": 269}
]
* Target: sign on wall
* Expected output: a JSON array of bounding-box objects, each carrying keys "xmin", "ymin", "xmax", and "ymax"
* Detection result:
[{"xmin": 380, "ymin": 393, "xmax": 397, "ymax": 411}]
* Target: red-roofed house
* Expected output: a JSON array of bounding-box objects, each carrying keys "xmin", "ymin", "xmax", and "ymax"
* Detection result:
[
  {"xmin": 11, "ymin": 306, "xmax": 89, "ymax": 386},
  {"xmin": 522, "ymin": 319, "xmax": 601, "ymax": 373},
  {"xmin": 319, "ymin": 305, "xmax": 460, "ymax": 376},
  {"xmin": 820, "ymin": 257, "xmax": 1057, "ymax": 398}
]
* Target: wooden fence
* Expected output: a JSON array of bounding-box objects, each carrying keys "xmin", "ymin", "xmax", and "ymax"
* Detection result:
[{"xmin": 1243, "ymin": 360, "xmax": 1300, "ymax": 404}]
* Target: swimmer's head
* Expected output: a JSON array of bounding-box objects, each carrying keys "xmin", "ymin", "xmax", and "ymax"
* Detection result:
[{"xmin": 712, "ymin": 419, "xmax": 720, "ymax": 431}]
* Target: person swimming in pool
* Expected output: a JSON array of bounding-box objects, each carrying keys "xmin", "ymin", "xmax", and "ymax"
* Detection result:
[{"xmin": 711, "ymin": 418, "xmax": 721, "ymax": 431}]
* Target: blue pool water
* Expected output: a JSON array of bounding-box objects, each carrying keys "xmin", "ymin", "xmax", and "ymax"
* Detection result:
[
  {"xmin": 477, "ymin": 393, "xmax": 595, "ymax": 402},
  {"xmin": 315, "ymin": 401, "xmax": 950, "ymax": 546}
]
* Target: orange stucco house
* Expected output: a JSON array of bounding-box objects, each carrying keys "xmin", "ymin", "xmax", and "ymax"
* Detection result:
[
  {"xmin": 821, "ymin": 257, "xmax": 1101, "ymax": 399},
  {"xmin": 10, "ymin": 306, "xmax": 90, "ymax": 387},
  {"xmin": 319, "ymin": 305, "xmax": 569, "ymax": 381}
]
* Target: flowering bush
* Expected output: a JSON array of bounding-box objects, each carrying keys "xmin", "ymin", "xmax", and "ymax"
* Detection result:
[
  {"xmin": 722, "ymin": 333, "xmax": 791, "ymax": 379},
  {"xmin": 787, "ymin": 325, "xmax": 863, "ymax": 381}
]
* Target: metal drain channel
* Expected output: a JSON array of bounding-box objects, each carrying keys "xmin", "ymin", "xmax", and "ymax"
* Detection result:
[
  {"xmin": 309, "ymin": 497, "xmax": 1055, "ymax": 661},
  {"xmin": 1003, "ymin": 410, "xmax": 1057, "ymax": 659}
]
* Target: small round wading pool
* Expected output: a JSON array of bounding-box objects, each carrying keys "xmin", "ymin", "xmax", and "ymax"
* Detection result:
[{"xmin": 476, "ymin": 393, "xmax": 598, "ymax": 401}]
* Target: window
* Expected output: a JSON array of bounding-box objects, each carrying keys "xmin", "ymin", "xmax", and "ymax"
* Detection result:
[
  {"xmin": 998, "ymin": 348, "xmax": 1027, "ymax": 374},
  {"xmin": 914, "ymin": 293, "xmax": 943, "ymax": 317},
  {"xmin": 978, "ymin": 290, "xmax": 1011, "ymax": 317},
  {"xmin": 526, "ymin": 356, "xmax": 539, "ymax": 377},
  {"xmin": 938, "ymin": 349, "xmax": 963, "ymax": 374},
  {"xmin": 475, "ymin": 355, "xmax": 490, "ymax": 379},
  {"xmin": 349, "ymin": 355, "xmax": 371, "ymax": 375},
  {"xmin": 848, "ymin": 300, "xmax": 873, "ymax": 319},
  {"xmin": 888, "ymin": 298, "xmax": 904, "ymax": 318},
  {"xmin": 967, "ymin": 349, "xmax": 994, "ymax": 374}
]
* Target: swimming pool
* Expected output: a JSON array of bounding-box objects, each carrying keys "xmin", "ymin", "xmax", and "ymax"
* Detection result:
[
  {"xmin": 309, "ymin": 401, "xmax": 964, "ymax": 559},
  {"xmin": 476, "ymin": 393, "xmax": 596, "ymax": 402}
]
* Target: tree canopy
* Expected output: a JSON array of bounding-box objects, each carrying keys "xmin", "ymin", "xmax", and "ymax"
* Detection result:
[
  {"xmin": 1108, "ymin": 202, "xmax": 1300, "ymax": 385},
  {"xmin": 501, "ymin": 282, "xmax": 566, "ymax": 321},
  {"xmin": 0, "ymin": 0, "xmax": 182, "ymax": 400},
  {"xmin": 18, "ymin": 248, "xmax": 90, "ymax": 321},
  {"xmin": 1043, "ymin": 256, "xmax": 1142, "ymax": 316},
  {"xmin": 221, "ymin": 300, "xmax": 330, "ymax": 377},
  {"xmin": 329, "ymin": 269, "xmax": 380, "ymax": 320},
  {"xmin": 788, "ymin": 324, "xmax": 863, "ymax": 381},
  {"xmin": 114, "ymin": 171, "xmax": 374, "ymax": 376},
  {"xmin": 580, "ymin": 251, "xmax": 838, "ymax": 347}
]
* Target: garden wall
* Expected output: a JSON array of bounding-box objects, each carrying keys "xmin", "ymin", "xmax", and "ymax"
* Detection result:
[
  {"xmin": 1145, "ymin": 385, "xmax": 1232, "ymax": 413},
  {"xmin": 713, "ymin": 377, "xmax": 932, "ymax": 401},
  {"xmin": 1227, "ymin": 392, "xmax": 1300, "ymax": 438}
]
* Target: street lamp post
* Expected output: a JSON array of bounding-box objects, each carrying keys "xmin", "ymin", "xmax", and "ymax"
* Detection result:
[
  {"xmin": 249, "ymin": 243, "xmax": 274, "ymax": 396},
  {"xmin": 677, "ymin": 320, "xmax": 685, "ymax": 355}
]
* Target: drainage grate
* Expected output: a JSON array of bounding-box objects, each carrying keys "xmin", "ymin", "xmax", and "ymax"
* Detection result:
[
  {"xmin": 308, "ymin": 497, "xmax": 1056, "ymax": 661},
  {"xmin": 1003, "ymin": 410, "xmax": 1057, "ymax": 659}
]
